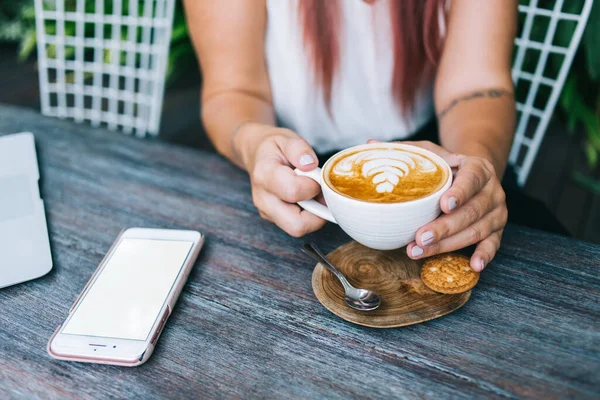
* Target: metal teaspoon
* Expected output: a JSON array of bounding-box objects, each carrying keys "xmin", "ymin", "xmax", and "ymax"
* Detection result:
[{"xmin": 301, "ymin": 242, "xmax": 381, "ymax": 311}]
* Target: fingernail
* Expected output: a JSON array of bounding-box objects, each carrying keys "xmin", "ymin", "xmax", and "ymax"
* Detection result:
[
  {"xmin": 480, "ymin": 259, "xmax": 485, "ymax": 271},
  {"xmin": 448, "ymin": 197, "xmax": 457, "ymax": 211},
  {"xmin": 411, "ymin": 246, "xmax": 424, "ymax": 258},
  {"xmin": 421, "ymin": 231, "xmax": 434, "ymax": 246},
  {"xmin": 299, "ymin": 154, "xmax": 315, "ymax": 166}
]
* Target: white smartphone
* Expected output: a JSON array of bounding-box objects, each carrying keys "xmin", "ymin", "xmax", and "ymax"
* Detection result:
[{"xmin": 47, "ymin": 228, "xmax": 204, "ymax": 366}]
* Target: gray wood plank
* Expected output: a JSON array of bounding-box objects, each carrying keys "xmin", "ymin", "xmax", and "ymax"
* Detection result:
[{"xmin": 0, "ymin": 104, "xmax": 599, "ymax": 400}]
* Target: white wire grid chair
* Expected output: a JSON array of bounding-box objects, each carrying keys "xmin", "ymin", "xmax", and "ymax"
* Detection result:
[
  {"xmin": 510, "ymin": 0, "xmax": 593, "ymax": 186},
  {"xmin": 34, "ymin": 0, "xmax": 176, "ymax": 137}
]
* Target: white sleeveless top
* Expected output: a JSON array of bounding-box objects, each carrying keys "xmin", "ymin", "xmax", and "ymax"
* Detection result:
[{"xmin": 265, "ymin": 0, "xmax": 435, "ymax": 154}]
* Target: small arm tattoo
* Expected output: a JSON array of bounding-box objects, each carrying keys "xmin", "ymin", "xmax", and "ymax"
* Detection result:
[{"xmin": 437, "ymin": 88, "xmax": 514, "ymax": 120}]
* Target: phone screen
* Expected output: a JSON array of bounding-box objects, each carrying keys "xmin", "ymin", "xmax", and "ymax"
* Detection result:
[{"xmin": 62, "ymin": 238, "xmax": 194, "ymax": 341}]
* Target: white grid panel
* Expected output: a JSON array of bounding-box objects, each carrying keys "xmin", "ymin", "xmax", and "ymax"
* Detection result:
[
  {"xmin": 34, "ymin": 0, "xmax": 176, "ymax": 137},
  {"xmin": 510, "ymin": 0, "xmax": 593, "ymax": 186}
]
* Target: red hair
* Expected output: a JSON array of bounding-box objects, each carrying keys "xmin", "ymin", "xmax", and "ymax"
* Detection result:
[{"xmin": 298, "ymin": 0, "xmax": 446, "ymax": 115}]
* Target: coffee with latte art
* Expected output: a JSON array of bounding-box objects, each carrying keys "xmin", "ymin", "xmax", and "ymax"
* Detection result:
[{"xmin": 326, "ymin": 147, "xmax": 448, "ymax": 203}]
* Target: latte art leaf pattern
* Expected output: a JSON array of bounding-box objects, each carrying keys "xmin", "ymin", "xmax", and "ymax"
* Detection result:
[
  {"xmin": 327, "ymin": 147, "xmax": 447, "ymax": 203},
  {"xmin": 333, "ymin": 150, "xmax": 438, "ymax": 193}
]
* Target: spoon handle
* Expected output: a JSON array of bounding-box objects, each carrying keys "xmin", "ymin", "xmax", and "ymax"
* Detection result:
[{"xmin": 301, "ymin": 243, "xmax": 353, "ymax": 291}]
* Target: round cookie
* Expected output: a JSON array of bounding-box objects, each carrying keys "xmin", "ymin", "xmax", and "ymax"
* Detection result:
[{"xmin": 421, "ymin": 253, "xmax": 479, "ymax": 294}]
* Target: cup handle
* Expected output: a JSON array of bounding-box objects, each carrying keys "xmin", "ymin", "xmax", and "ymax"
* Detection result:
[{"xmin": 294, "ymin": 168, "xmax": 337, "ymax": 224}]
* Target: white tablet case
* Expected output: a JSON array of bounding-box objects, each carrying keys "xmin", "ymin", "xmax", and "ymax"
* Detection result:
[{"xmin": 0, "ymin": 132, "xmax": 52, "ymax": 288}]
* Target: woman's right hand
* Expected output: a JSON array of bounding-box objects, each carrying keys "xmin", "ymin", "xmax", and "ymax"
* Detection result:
[{"xmin": 236, "ymin": 123, "xmax": 327, "ymax": 237}]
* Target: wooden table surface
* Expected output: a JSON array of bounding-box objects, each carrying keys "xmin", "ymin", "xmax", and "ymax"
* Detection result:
[{"xmin": 0, "ymin": 105, "xmax": 599, "ymax": 399}]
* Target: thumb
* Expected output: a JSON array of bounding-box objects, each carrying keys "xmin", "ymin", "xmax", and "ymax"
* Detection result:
[{"xmin": 281, "ymin": 137, "xmax": 319, "ymax": 171}]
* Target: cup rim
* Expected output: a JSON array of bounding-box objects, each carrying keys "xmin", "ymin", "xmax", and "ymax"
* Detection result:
[{"xmin": 321, "ymin": 142, "xmax": 452, "ymax": 206}]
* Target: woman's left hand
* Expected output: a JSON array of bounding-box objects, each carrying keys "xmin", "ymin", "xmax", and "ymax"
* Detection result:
[{"xmin": 393, "ymin": 140, "xmax": 508, "ymax": 272}]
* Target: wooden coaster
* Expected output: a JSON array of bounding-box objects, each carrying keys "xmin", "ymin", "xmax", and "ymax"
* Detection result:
[{"xmin": 312, "ymin": 241, "xmax": 471, "ymax": 328}]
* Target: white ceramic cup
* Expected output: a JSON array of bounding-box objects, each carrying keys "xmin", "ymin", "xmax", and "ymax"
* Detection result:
[{"xmin": 295, "ymin": 143, "xmax": 452, "ymax": 250}]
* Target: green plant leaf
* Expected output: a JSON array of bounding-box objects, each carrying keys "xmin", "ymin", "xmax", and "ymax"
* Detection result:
[
  {"xmin": 584, "ymin": 0, "xmax": 600, "ymax": 81},
  {"xmin": 560, "ymin": 75, "xmax": 577, "ymax": 112},
  {"xmin": 21, "ymin": 4, "xmax": 36, "ymax": 20},
  {"xmin": 580, "ymin": 106, "xmax": 600, "ymax": 149},
  {"xmin": 587, "ymin": 121, "xmax": 600, "ymax": 151},
  {"xmin": 45, "ymin": 20, "xmax": 56, "ymax": 35},
  {"xmin": 572, "ymin": 171, "xmax": 600, "ymax": 193},
  {"xmin": 47, "ymin": 44, "xmax": 56, "ymax": 59},
  {"xmin": 567, "ymin": 113, "xmax": 578, "ymax": 134},
  {"xmin": 103, "ymin": 48, "xmax": 110, "ymax": 63},
  {"xmin": 584, "ymin": 140, "xmax": 598, "ymax": 168},
  {"xmin": 170, "ymin": 19, "xmax": 188, "ymax": 42},
  {"xmin": 559, "ymin": 75, "xmax": 585, "ymax": 135},
  {"xmin": 65, "ymin": 45, "xmax": 76, "ymax": 60},
  {"xmin": 18, "ymin": 29, "xmax": 36, "ymax": 61}
]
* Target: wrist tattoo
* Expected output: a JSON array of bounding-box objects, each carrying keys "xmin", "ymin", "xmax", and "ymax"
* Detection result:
[{"xmin": 437, "ymin": 88, "xmax": 514, "ymax": 120}]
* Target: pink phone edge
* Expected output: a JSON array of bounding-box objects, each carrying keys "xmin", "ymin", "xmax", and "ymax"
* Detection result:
[
  {"xmin": 46, "ymin": 325, "xmax": 153, "ymax": 367},
  {"xmin": 47, "ymin": 229, "xmax": 204, "ymax": 367}
]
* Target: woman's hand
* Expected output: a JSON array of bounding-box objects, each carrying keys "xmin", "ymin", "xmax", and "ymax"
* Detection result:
[
  {"xmin": 396, "ymin": 140, "xmax": 507, "ymax": 272},
  {"xmin": 237, "ymin": 123, "xmax": 327, "ymax": 237}
]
